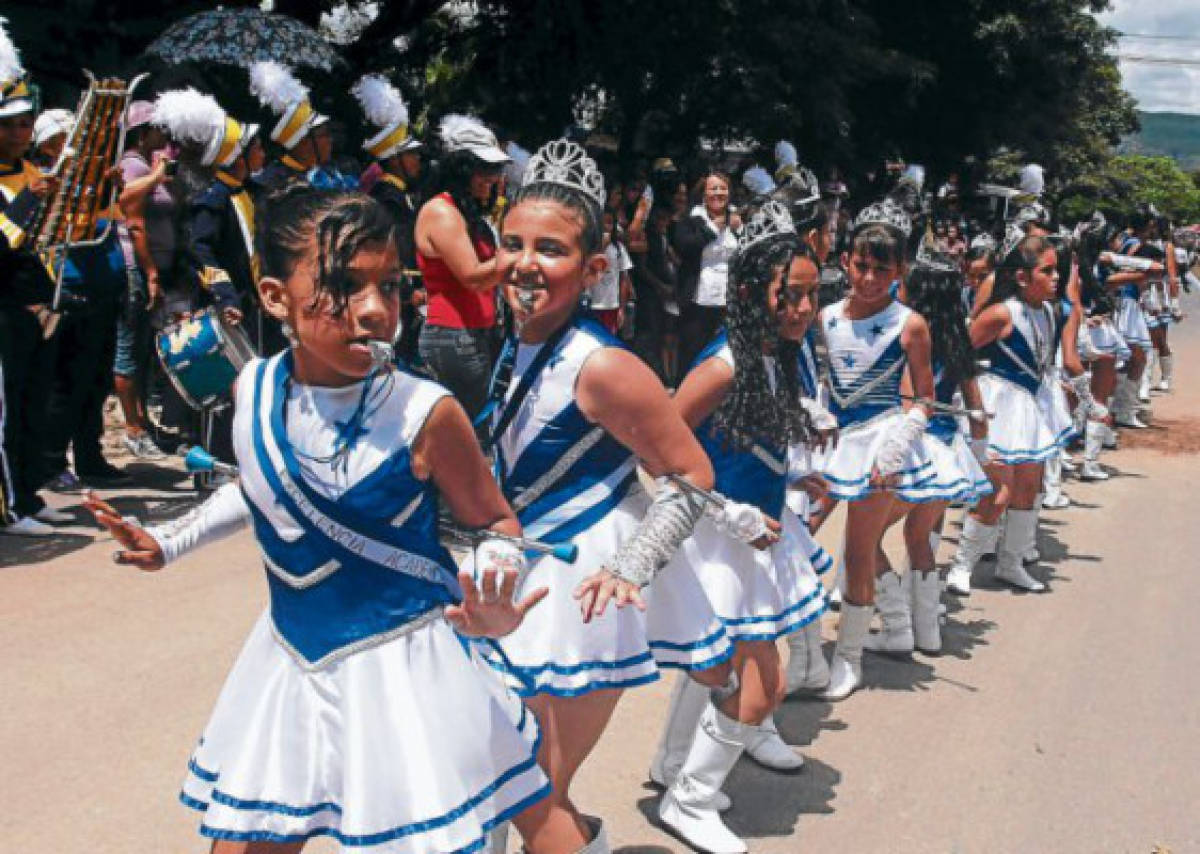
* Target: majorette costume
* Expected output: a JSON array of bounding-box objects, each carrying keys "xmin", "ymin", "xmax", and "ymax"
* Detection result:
[
  {"xmin": 477, "ymin": 141, "xmax": 730, "ymax": 697},
  {"xmin": 653, "ymin": 202, "xmax": 830, "ymax": 854},
  {"xmin": 248, "ymin": 61, "xmax": 328, "ymax": 195},
  {"xmin": 480, "ymin": 316, "xmax": 731, "ymax": 695},
  {"xmin": 150, "ymin": 353, "xmax": 548, "ymax": 850}
]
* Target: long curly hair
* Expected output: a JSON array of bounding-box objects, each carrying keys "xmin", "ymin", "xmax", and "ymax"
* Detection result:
[
  {"xmin": 904, "ymin": 263, "xmax": 977, "ymax": 387},
  {"xmin": 710, "ymin": 233, "xmax": 815, "ymax": 450}
]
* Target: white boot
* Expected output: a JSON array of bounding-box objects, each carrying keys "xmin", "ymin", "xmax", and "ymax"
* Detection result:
[
  {"xmin": 827, "ymin": 550, "xmax": 845, "ymax": 610},
  {"xmin": 1080, "ymin": 420, "xmax": 1110, "ymax": 481},
  {"xmin": 1041, "ymin": 459, "xmax": 1070, "ymax": 509},
  {"xmin": 785, "ymin": 618, "xmax": 830, "ymax": 694},
  {"xmin": 1138, "ymin": 355, "xmax": 1153, "ymax": 402},
  {"xmin": 864, "ymin": 571, "xmax": 914, "ymax": 655},
  {"xmin": 649, "ymin": 676, "xmax": 731, "ymax": 811},
  {"xmin": 1158, "ymin": 354, "xmax": 1173, "ymax": 392},
  {"xmin": 1023, "ymin": 505, "xmax": 1041, "ymax": 564},
  {"xmin": 910, "ymin": 568, "xmax": 942, "ymax": 654},
  {"xmin": 945, "ymin": 516, "xmax": 998, "ymax": 596},
  {"xmin": 744, "ymin": 715, "xmax": 804, "ymax": 772},
  {"xmin": 658, "ymin": 705, "xmax": 751, "ymax": 854},
  {"xmin": 822, "ymin": 603, "xmax": 873, "ymax": 701},
  {"xmin": 578, "ymin": 816, "xmax": 610, "ymax": 853},
  {"xmin": 1114, "ymin": 376, "xmax": 1148, "ymax": 428},
  {"xmin": 487, "ymin": 823, "xmax": 509, "ymax": 854},
  {"xmin": 994, "ymin": 509, "xmax": 1046, "ymax": 592}
]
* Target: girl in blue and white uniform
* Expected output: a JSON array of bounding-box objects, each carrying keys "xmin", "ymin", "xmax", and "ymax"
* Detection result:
[
  {"xmin": 87, "ymin": 189, "xmax": 559, "ymax": 854},
  {"xmin": 652, "ymin": 202, "xmax": 831, "ymax": 854},
  {"xmin": 1102, "ymin": 225, "xmax": 1157, "ymax": 428},
  {"xmin": 948, "ymin": 228, "xmax": 1073, "ymax": 597},
  {"xmin": 484, "ymin": 140, "xmax": 733, "ymax": 854},
  {"xmin": 807, "ymin": 199, "xmax": 941, "ymax": 701},
  {"xmin": 861, "ymin": 246, "xmax": 993, "ymax": 654}
]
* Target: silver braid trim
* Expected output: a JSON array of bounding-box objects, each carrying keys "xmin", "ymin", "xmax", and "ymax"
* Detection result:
[{"xmin": 608, "ymin": 478, "xmax": 705, "ymax": 587}]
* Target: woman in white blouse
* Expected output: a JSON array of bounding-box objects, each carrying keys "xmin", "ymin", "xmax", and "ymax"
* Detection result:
[{"xmin": 672, "ymin": 171, "xmax": 742, "ymax": 370}]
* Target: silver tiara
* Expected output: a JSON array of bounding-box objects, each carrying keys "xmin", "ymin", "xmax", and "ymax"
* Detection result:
[
  {"xmin": 738, "ymin": 200, "xmax": 796, "ymax": 251},
  {"xmin": 852, "ymin": 198, "xmax": 911, "ymax": 238},
  {"xmin": 915, "ymin": 241, "xmax": 960, "ymax": 274},
  {"xmin": 969, "ymin": 232, "xmax": 996, "ymax": 253},
  {"xmin": 523, "ymin": 138, "xmax": 605, "ymax": 208},
  {"xmin": 997, "ymin": 222, "xmax": 1026, "ymax": 265}
]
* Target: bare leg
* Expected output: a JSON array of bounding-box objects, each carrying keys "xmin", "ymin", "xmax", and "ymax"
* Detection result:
[
  {"xmin": 114, "ymin": 373, "xmax": 147, "ymax": 437},
  {"xmin": 842, "ymin": 491, "xmax": 897, "ymax": 606},
  {"xmin": 1090, "ymin": 355, "xmax": 1116, "ymax": 404},
  {"xmin": 517, "ymin": 690, "xmax": 624, "ymax": 852},
  {"xmin": 719, "ymin": 641, "xmax": 785, "ymax": 725}
]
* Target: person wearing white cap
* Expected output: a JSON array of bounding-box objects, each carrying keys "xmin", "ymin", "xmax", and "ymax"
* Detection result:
[
  {"xmin": 0, "ymin": 17, "xmax": 64, "ymax": 537},
  {"xmin": 353, "ymin": 74, "xmax": 425, "ymax": 363},
  {"xmin": 30, "ymin": 107, "xmax": 72, "ymax": 170},
  {"xmin": 248, "ymin": 60, "xmax": 329, "ymax": 196},
  {"xmin": 413, "ymin": 113, "xmax": 510, "ymax": 420}
]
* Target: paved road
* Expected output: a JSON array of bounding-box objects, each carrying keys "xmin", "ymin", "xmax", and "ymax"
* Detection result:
[{"xmin": 3, "ymin": 301, "xmax": 1198, "ymax": 854}]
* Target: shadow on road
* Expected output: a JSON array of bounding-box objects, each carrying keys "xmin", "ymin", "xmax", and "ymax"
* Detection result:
[{"xmin": 0, "ymin": 530, "xmax": 93, "ymax": 567}]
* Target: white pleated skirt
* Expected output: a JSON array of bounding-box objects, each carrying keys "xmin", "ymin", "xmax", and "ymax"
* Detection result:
[
  {"xmin": 912, "ymin": 432, "xmax": 994, "ymax": 505},
  {"xmin": 181, "ymin": 611, "xmax": 549, "ymax": 852},
  {"xmin": 676, "ymin": 507, "xmax": 831, "ymax": 642},
  {"xmin": 476, "ymin": 488, "xmax": 733, "ymax": 697},
  {"xmin": 1079, "ymin": 318, "xmax": 1131, "ymax": 364},
  {"xmin": 979, "ymin": 374, "xmax": 1073, "ymax": 465},
  {"xmin": 1115, "ymin": 296, "xmax": 1152, "ymax": 350},
  {"xmin": 821, "ymin": 410, "xmax": 949, "ymax": 503}
]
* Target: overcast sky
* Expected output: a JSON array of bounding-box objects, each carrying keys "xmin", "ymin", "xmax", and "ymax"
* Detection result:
[{"xmin": 1099, "ymin": 0, "xmax": 1200, "ymax": 114}]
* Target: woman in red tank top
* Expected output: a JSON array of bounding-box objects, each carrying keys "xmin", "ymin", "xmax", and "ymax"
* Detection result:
[{"xmin": 414, "ymin": 114, "xmax": 510, "ymax": 419}]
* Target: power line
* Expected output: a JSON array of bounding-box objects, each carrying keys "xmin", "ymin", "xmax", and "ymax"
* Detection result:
[
  {"xmin": 1117, "ymin": 32, "xmax": 1200, "ymax": 42},
  {"xmin": 1117, "ymin": 53, "xmax": 1200, "ymax": 68}
]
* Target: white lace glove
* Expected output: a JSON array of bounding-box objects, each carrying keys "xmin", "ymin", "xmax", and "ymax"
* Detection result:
[
  {"xmin": 800, "ymin": 397, "xmax": 838, "ymax": 432},
  {"xmin": 1171, "ymin": 296, "xmax": 1183, "ymax": 320},
  {"xmin": 474, "ymin": 537, "xmax": 528, "ymax": 578},
  {"xmin": 706, "ymin": 497, "xmax": 770, "ymax": 544},
  {"xmin": 1066, "ymin": 371, "xmax": 1107, "ymax": 420},
  {"xmin": 147, "ymin": 483, "xmax": 252, "ymax": 566},
  {"xmin": 874, "ymin": 408, "xmax": 929, "ymax": 477}
]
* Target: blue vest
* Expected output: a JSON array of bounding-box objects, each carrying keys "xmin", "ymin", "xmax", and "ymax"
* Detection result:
[
  {"xmin": 691, "ymin": 331, "xmax": 789, "ymax": 519},
  {"xmin": 236, "ymin": 354, "xmax": 459, "ymax": 668}
]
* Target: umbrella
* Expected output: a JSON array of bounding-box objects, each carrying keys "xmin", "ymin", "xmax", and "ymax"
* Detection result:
[{"xmin": 145, "ymin": 8, "xmax": 344, "ymax": 72}]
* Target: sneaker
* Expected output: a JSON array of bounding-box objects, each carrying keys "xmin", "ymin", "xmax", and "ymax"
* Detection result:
[
  {"xmin": 77, "ymin": 462, "xmax": 132, "ymax": 485},
  {"xmin": 34, "ymin": 506, "xmax": 74, "ymax": 524},
  {"xmin": 1, "ymin": 516, "xmax": 53, "ymax": 537},
  {"xmin": 47, "ymin": 470, "xmax": 83, "ymax": 493},
  {"xmin": 123, "ymin": 433, "xmax": 166, "ymax": 460}
]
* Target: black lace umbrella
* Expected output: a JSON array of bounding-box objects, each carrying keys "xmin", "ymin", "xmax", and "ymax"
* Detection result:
[{"xmin": 145, "ymin": 8, "xmax": 344, "ymax": 72}]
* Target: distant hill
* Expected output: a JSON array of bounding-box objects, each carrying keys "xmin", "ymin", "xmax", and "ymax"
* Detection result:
[{"xmin": 1119, "ymin": 112, "xmax": 1200, "ymax": 170}]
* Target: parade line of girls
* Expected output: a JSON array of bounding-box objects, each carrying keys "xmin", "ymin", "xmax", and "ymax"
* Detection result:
[{"xmin": 90, "ymin": 135, "xmax": 1175, "ymax": 854}]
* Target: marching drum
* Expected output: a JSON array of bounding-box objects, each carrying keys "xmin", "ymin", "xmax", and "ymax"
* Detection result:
[{"xmin": 156, "ymin": 308, "xmax": 256, "ymax": 410}]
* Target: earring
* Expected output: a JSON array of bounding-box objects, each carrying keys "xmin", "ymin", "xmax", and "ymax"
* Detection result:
[{"xmin": 281, "ymin": 321, "xmax": 299, "ymax": 348}]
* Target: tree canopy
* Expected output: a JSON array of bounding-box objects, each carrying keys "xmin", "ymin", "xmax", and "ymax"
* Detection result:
[{"xmin": 6, "ymin": 0, "xmax": 1139, "ymax": 187}]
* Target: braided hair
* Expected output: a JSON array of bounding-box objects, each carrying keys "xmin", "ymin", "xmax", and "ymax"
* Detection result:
[
  {"xmin": 904, "ymin": 262, "xmax": 977, "ymax": 387},
  {"xmin": 710, "ymin": 234, "xmax": 815, "ymax": 450},
  {"xmin": 257, "ymin": 185, "xmax": 397, "ymax": 316}
]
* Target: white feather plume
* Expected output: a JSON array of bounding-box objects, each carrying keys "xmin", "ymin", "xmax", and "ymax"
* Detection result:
[
  {"xmin": 775, "ymin": 140, "xmax": 798, "ymax": 169},
  {"xmin": 249, "ymin": 60, "xmax": 309, "ymax": 114},
  {"xmin": 352, "ymin": 74, "xmax": 408, "ymax": 129},
  {"xmin": 439, "ymin": 113, "xmax": 488, "ymax": 148},
  {"xmin": 742, "ymin": 166, "xmax": 776, "ymax": 197},
  {"xmin": 151, "ymin": 88, "xmax": 225, "ymax": 147},
  {"xmin": 0, "ymin": 18, "xmax": 25, "ymax": 83}
]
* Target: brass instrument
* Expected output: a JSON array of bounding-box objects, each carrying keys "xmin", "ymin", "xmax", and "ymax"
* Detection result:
[{"xmin": 31, "ymin": 71, "xmax": 146, "ymax": 316}]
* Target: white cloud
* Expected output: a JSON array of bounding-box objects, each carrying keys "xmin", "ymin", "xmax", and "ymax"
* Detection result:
[{"xmin": 1099, "ymin": 0, "xmax": 1200, "ymax": 114}]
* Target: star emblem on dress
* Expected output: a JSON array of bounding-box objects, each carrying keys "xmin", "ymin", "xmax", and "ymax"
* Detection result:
[
  {"xmin": 870, "ymin": 323, "xmax": 884, "ymax": 337},
  {"xmin": 828, "ymin": 316, "xmax": 838, "ymax": 328},
  {"xmin": 842, "ymin": 354, "xmax": 857, "ymax": 368}
]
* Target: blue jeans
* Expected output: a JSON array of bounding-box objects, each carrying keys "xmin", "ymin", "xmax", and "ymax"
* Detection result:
[{"xmin": 417, "ymin": 325, "xmax": 495, "ymax": 422}]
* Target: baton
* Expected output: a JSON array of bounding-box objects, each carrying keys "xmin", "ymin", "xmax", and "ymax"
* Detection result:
[
  {"xmin": 665, "ymin": 472, "xmax": 726, "ymax": 509},
  {"xmin": 183, "ymin": 446, "xmax": 240, "ymax": 478},
  {"xmin": 900, "ymin": 395, "xmax": 992, "ymax": 422},
  {"xmin": 440, "ymin": 526, "xmax": 578, "ymax": 564}
]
